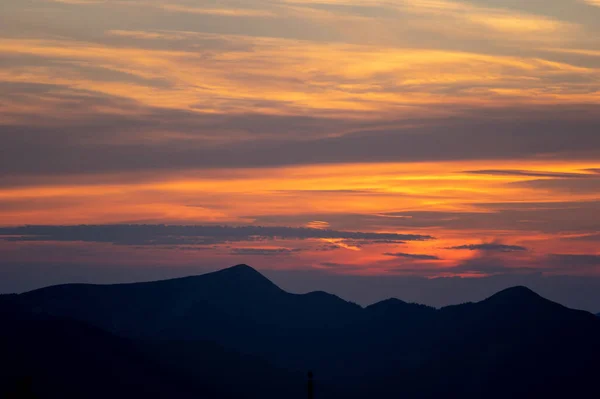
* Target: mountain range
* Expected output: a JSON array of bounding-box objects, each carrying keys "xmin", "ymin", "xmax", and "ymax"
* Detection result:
[{"xmin": 2, "ymin": 264, "xmax": 599, "ymax": 398}]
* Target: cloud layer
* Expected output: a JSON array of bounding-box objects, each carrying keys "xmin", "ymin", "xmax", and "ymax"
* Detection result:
[
  {"xmin": 1, "ymin": 0, "xmax": 599, "ymax": 291},
  {"xmin": 0, "ymin": 224, "xmax": 432, "ymax": 245}
]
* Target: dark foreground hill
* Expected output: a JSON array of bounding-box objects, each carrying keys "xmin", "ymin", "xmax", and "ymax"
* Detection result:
[
  {"xmin": 4, "ymin": 264, "xmax": 600, "ymax": 398},
  {"xmin": 0, "ymin": 295, "xmax": 302, "ymax": 399},
  {"xmin": 0, "ymin": 296, "xmax": 190, "ymax": 399}
]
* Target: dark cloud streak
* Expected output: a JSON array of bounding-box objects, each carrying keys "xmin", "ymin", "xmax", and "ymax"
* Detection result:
[
  {"xmin": 0, "ymin": 224, "xmax": 433, "ymax": 246},
  {"xmin": 383, "ymin": 252, "xmax": 441, "ymax": 260},
  {"xmin": 230, "ymin": 248, "xmax": 303, "ymax": 256},
  {"xmin": 463, "ymin": 169, "xmax": 596, "ymax": 178},
  {"xmin": 445, "ymin": 243, "xmax": 528, "ymax": 252}
]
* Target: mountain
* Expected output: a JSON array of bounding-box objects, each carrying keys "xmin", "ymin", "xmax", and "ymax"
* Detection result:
[
  {"xmin": 6, "ymin": 265, "xmax": 600, "ymax": 398},
  {"xmin": 0, "ymin": 294, "xmax": 303, "ymax": 399},
  {"xmin": 0, "ymin": 295, "xmax": 190, "ymax": 399},
  {"xmin": 402, "ymin": 287, "xmax": 600, "ymax": 398},
  {"xmin": 17, "ymin": 264, "xmax": 361, "ymax": 369}
]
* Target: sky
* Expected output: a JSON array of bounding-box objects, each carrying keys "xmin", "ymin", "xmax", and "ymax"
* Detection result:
[{"xmin": 1, "ymin": 0, "xmax": 600, "ymax": 308}]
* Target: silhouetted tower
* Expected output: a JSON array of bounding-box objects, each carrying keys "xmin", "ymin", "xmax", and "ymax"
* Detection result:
[{"xmin": 307, "ymin": 371, "xmax": 314, "ymax": 399}]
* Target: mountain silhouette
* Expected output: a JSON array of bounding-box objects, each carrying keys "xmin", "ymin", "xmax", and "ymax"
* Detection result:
[
  {"xmin": 0, "ymin": 295, "xmax": 193, "ymax": 399},
  {"xmin": 483, "ymin": 285, "xmax": 542, "ymax": 303},
  {"xmin": 5, "ymin": 264, "xmax": 600, "ymax": 398},
  {"xmin": 0, "ymin": 294, "xmax": 302, "ymax": 399}
]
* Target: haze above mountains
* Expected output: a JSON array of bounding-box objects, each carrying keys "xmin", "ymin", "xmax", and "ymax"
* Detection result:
[{"xmin": 2, "ymin": 264, "xmax": 599, "ymax": 398}]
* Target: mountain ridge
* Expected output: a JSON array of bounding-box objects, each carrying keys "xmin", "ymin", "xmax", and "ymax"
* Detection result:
[
  {"xmin": 19, "ymin": 265, "xmax": 593, "ymax": 332},
  {"xmin": 18, "ymin": 264, "xmax": 563, "ymax": 310},
  {"xmin": 5, "ymin": 264, "xmax": 600, "ymax": 399}
]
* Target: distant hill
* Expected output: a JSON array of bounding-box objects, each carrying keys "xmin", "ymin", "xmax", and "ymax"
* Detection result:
[{"xmin": 6, "ymin": 264, "xmax": 600, "ymax": 398}]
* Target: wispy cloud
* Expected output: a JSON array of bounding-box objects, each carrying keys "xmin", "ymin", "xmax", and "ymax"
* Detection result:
[
  {"xmin": 563, "ymin": 234, "xmax": 600, "ymax": 242},
  {"xmin": 159, "ymin": 4, "xmax": 276, "ymax": 17},
  {"xmin": 463, "ymin": 169, "xmax": 596, "ymax": 179},
  {"xmin": 582, "ymin": 0, "xmax": 600, "ymax": 7},
  {"xmin": 383, "ymin": 252, "xmax": 441, "ymax": 260},
  {"xmin": 446, "ymin": 244, "xmax": 528, "ymax": 252},
  {"xmin": 230, "ymin": 248, "xmax": 303, "ymax": 256},
  {"xmin": 510, "ymin": 177, "xmax": 600, "ymax": 194}
]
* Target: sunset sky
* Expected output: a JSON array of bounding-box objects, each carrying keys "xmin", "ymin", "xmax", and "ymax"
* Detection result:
[{"xmin": 1, "ymin": 0, "xmax": 600, "ymax": 303}]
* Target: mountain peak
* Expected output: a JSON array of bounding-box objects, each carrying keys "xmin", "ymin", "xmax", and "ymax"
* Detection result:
[
  {"xmin": 215, "ymin": 263, "xmax": 266, "ymax": 279},
  {"xmin": 209, "ymin": 264, "xmax": 282, "ymax": 293},
  {"xmin": 227, "ymin": 264, "xmax": 257, "ymax": 273},
  {"xmin": 484, "ymin": 286, "xmax": 544, "ymax": 305},
  {"xmin": 366, "ymin": 298, "xmax": 436, "ymax": 319},
  {"xmin": 380, "ymin": 298, "xmax": 408, "ymax": 305},
  {"xmin": 367, "ymin": 298, "xmax": 407, "ymax": 309}
]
